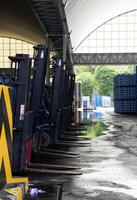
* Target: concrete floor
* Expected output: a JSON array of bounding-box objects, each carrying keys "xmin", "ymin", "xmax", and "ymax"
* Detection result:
[{"xmin": 29, "ymin": 109, "xmax": 137, "ymax": 200}]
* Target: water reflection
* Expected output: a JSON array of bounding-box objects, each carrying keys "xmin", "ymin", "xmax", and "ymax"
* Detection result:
[
  {"xmin": 92, "ymin": 111, "xmax": 103, "ymax": 120},
  {"xmin": 80, "ymin": 110, "xmax": 107, "ymax": 139},
  {"xmin": 85, "ymin": 121, "xmax": 107, "ymax": 139},
  {"xmin": 82, "ymin": 111, "xmax": 103, "ymax": 121},
  {"xmin": 75, "ymin": 110, "xmax": 103, "ymax": 124}
]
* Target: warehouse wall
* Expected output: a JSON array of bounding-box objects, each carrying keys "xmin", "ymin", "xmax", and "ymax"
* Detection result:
[{"xmin": 0, "ymin": 0, "xmax": 47, "ymax": 44}]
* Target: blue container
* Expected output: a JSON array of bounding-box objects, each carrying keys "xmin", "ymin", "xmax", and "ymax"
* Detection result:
[
  {"xmin": 130, "ymin": 100, "xmax": 137, "ymax": 113},
  {"xmin": 130, "ymin": 86, "xmax": 137, "ymax": 99},
  {"xmin": 116, "ymin": 100, "xmax": 130, "ymax": 113},
  {"xmin": 116, "ymin": 74, "xmax": 130, "ymax": 86},
  {"xmin": 83, "ymin": 111, "xmax": 88, "ymax": 119},
  {"xmin": 123, "ymin": 87, "xmax": 130, "ymax": 99},
  {"xmin": 114, "ymin": 74, "xmax": 137, "ymax": 113},
  {"xmin": 114, "ymin": 87, "xmax": 130, "ymax": 100},
  {"xmin": 130, "ymin": 74, "xmax": 137, "ymax": 86},
  {"xmin": 114, "ymin": 100, "xmax": 120, "ymax": 113},
  {"xmin": 120, "ymin": 100, "xmax": 130, "ymax": 113},
  {"xmin": 92, "ymin": 95, "xmax": 102, "ymax": 107}
]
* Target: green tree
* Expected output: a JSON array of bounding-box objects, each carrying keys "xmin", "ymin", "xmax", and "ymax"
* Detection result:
[
  {"xmin": 94, "ymin": 67, "xmax": 117, "ymax": 96},
  {"xmin": 110, "ymin": 65, "xmax": 136, "ymax": 74},
  {"xmin": 77, "ymin": 72, "xmax": 94, "ymax": 96},
  {"xmin": 75, "ymin": 65, "xmax": 96, "ymax": 75}
]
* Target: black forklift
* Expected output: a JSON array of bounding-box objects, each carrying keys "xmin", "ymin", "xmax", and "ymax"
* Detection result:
[{"xmin": 0, "ymin": 44, "xmax": 84, "ymax": 175}]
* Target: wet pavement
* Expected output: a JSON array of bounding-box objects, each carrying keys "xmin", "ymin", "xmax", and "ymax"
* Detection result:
[{"xmin": 27, "ymin": 108, "xmax": 137, "ymax": 200}]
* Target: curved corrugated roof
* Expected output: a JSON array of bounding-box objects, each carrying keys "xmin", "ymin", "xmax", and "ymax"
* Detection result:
[{"xmin": 64, "ymin": 0, "xmax": 137, "ymax": 51}]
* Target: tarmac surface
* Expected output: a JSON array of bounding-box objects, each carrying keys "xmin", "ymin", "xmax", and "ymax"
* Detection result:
[{"xmin": 28, "ymin": 108, "xmax": 137, "ymax": 200}]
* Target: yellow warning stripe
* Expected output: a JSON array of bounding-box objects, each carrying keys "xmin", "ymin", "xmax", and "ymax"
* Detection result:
[
  {"xmin": 0, "ymin": 123, "xmax": 28, "ymax": 185},
  {"xmin": 2, "ymin": 87, "xmax": 13, "ymax": 140},
  {"xmin": 0, "ymin": 85, "xmax": 28, "ymax": 189},
  {"xmin": 0, "ymin": 86, "xmax": 2, "ymax": 98}
]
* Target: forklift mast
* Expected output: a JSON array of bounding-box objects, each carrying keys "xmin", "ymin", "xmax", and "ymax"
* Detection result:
[
  {"xmin": 8, "ymin": 54, "xmax": 32, "ymax": 172},
  {"xmin": 29, "ymin": 45, "xmax": 49, "ymax": 112}
]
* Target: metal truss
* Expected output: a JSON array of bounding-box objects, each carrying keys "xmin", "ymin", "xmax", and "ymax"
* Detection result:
[
  {"xmin": 73, "ymin": 53, "xmax": 137, "ymax": 65},
  {"xmin": 29, "ymin": 0, "xmax": 73, "ymax": 66}
]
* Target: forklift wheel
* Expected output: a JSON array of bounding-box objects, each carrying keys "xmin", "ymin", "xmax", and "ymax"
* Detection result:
[{"xmin": 38, "ymin": 132, "xmax": 50, "ymax": 149}]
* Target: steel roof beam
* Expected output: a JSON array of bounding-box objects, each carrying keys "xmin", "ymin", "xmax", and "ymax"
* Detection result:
[
  {"xmin": 29, "ymin": 0, "xmax": 74, "ymax": 68},
  {"xmin": 73, "ymin": 53, "xmax": 137, "ymax": 65}
]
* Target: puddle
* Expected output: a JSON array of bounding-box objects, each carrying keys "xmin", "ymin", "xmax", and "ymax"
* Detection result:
[
  {"xmin": 82, "ymin": 110, "xmax": 103, "ymax": 121},
  {"xmin": 81, "ymin": 111, "xmax": 107, "ymax": 139},
  {"xmin": 25, "ymin": 183, "xmax": 63, "ymax": 200},
  {"xmin": 83, "ymin": 121, "xmax": 107, "ymax": 139},
  {"xmin": 93, "ymin": 111, "xmax": 103, "ymax": 120}
]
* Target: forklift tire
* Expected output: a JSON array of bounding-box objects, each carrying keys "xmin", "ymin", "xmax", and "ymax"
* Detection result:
[{"xmin": 38, "ymin": 132, "xmax": 50, "ymax": 149}]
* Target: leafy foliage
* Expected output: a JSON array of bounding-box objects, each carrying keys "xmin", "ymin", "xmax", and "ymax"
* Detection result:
[
  {"xmin": 94, "ymin": 67, "xmax": 117, "ymax": 96},
  {"xmin": 83, "ymin": 121, "xmax": 107, "ymax": 139},
  {"xmin": 76, "ymin": 65, "xmax": 96, "ymax": 74},
  {"xmin": 77, "ymin": 72, "xmax": 94, "ymax": 96},
  {"xmin": 75, "ymin": 65, "xmax": 136, "ymax": 96}
]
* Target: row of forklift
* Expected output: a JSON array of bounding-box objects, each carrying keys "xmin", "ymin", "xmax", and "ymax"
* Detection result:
[{"xmin": 0, "ymin": 44, "xmax": 89, "ymax": 176}]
